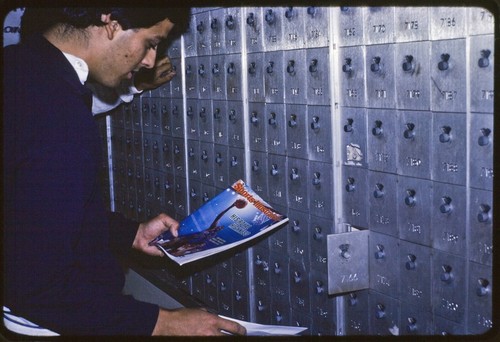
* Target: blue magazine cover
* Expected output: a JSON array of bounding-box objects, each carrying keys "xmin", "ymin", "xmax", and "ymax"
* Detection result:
[{"xmin": 149, "ymin": 180, "xmax": 288, "ymax": 265}]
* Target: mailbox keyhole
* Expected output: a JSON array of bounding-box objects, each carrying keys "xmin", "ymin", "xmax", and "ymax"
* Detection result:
[
  {"xmin": 478, "ymin": 49, "xmax": 491, "ymax": 68},
  {"xmin": 478, "ymin": 204, "xmax": 491, "ymax": 223},
  {"xmin": 372, "ymin": 120, "xmax": 384, "ymax": 136},
  {"xmin": 438, "ymin": 53, "xmax": 450, "ymax": 71},
  {"xmin": 478, "ymin": 128, "xmax": 491, "ymax": 146},
  {"xmin": 373, "ymin": 183, "xmax": 385, "ymax": 199},
  {"xmin": 439, "ymin": 126, "xmax": 452, "ymax": 143}
]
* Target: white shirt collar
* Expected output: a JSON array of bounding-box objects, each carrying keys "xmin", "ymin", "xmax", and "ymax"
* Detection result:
[{"xmin": 62, "ymin": 52, "xmax": 89, "ymax": 85}]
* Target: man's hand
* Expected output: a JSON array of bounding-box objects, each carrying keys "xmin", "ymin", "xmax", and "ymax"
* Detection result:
[
  {"xmin": 132, "ymin": 213, "xmax": 179, "ymax": 257},
  {"xmin": 152, "ymin": 308, "xmax": 247, "ymax": 336},
  {"xmin": 134, "ymin": 56, "xmax": 176, "ymax": 91}
]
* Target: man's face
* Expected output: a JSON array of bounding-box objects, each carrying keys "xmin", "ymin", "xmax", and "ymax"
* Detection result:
[{"xmin": 94, "ymin": 18, "xmax": 174, "ymax": 88}]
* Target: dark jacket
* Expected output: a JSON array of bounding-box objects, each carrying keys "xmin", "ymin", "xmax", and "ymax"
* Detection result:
[{"xmin": 3, "ymin": 34, "xmax": 158, "ymax": 335}]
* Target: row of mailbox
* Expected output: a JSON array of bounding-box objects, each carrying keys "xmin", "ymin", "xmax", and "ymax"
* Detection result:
[
  {"xmin": 152, "ymin": 34, "xmax": 495, "ymax": 111},
  {"xmin": 182, "ymin": 7, "xmax": 494, "ymax": 55}
]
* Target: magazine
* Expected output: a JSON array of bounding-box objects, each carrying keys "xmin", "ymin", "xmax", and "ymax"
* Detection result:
[
  {"xmin": 219, "ymin": 315, "xmax": 307, "ymax": 336},
  {"xmin": 149, "ymin": 180, "xmax": 289, "ymax": 265}
]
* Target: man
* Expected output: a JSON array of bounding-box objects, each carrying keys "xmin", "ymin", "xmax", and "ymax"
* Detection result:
[{"xmin": 3, "ymin": 7, "xmax": 246, "ymax": 336}]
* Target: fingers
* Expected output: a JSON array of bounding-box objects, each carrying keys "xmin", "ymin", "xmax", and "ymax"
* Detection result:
[
  {"xmin": 157, "ymin": 213, "xmax": 179, "ymax": 237},
  {"xmin": 217, "ymin": 319, "xmax": 246, "ymax": 336}
]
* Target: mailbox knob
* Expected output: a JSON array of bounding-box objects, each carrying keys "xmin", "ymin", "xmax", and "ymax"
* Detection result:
[
  {"xmin": 342, "ymin": 58, "xmax": 353, "ymax": 74},
  {"xmin": 246, "ymin": 13, "xmax": 255, "ymax": 27},
  {"xmin": 340, "ymin": 244, "xmax": 351, "ymax": 259},
  {"xmin": 344, "ymin": 118, "xmax": 354, "ymax": 133},
  {"xmin": 307, "ymin": 6, "xmax": 316, "ymax": 16},
  {"xmin": 198, "ymin": 63, "xmax": 205, "ymax": 76},
  {"xmin": 225, "ymin": 15, "xmax": 235, "ymax": 29},
  {"xmin": 274, "ymin": 262, "xmax": 281, "ymax": 274},
  {"xmin": 265, "ymin": 9, "xmax": 276, "ymax": 24},
  {"xmin": 266, "ymin": 61, "xmax": 274, "ymax": 74},
  {"xmin": 188, "ymin": 148, "xmax": 195, "ymax": 157},
  {"xmin": 230, "ymin": 156, "xmax": 238, "ymax": 167},
  {"xmin": 201, "ymin": 150, "xmax": 208, "ymax": 161},
  {"xmin": 257, "ymin": 300, "xmax": 266, "ymax": 311},
  {"xmin": 227, "ymin": 62, "xmax": 235, "ymax": 75},
  {"xmin": 312, "ymin": 172, "xmax": 321, "ymax": 186},
  {"xmin": 287, "ymin": 60, "xmax": 296, "ymax": 75},
  {"xmin": 348, "ymin": 293, "xmax": 358, "ymax": 306},
  {"xmin": 220, "ymin": 281, "xmax": 226, "ymax": 292},
  {"xmin": 199, "ymin": 107, "xmax": 206, "ymax": 118},
  {"xmin": 285, "ymin": 7, "xmax": 294, "ymax": 19},
  {"xmin": 402, "ymin": 55, "xmax": 414, "ymax": 72},
  {"xmin": 476, "ymin": 278, "xmax": 490, "ymax": 297},
  {"xmin": 205, "ymin": 274, "xmax": 212, "ymax": 284},
  {"xmin": 228, "ymin": 109, "xmax": 236, "ymax": 121},
  {"xmin": 372, "ymin": 120, "xmax": 384, "ymax": 136},
  {"xmin": 196, "ymin": 21, "xmax": 204, "ymax": 33},
  {"xmin": 373, "ymin": 183, "xmax": 385, "ymax": 199},
  {"xmin": 313, "ymin": 226, "xmax": 323, "ymax": 240},
  {"xmin": 186, "ymin": 106, "xmax": 193, "ymax": 117},
  {"xmin": 405, "ymin": 189, "xmax": 417, "ymax": 207},
  {"xmin": 375, "ymin": 304, "xmax": 386, "ymax": 319},
  {"xmin": 248, "ymin": 62, "xmax": 256, "ymax": 75},
  {"xmin": 172, "ymin": 105, "xmax": 179, "ymax": 115},
  {"xmin": 370, "ymin": 56, "xmax": 382, "ymax": 73},
  {"xmin": 293, "ymin": 271, "xmax": 301, "ymax": 284},
  {"xmin": 375, "ymin": 244, "xmax": 385, "ymax": 260},
  {"xmin": 345, "ymin": 177, "xmax": 356, "ymax": 192},
  {"xmin": 275, "ymin": 311, "xmax": 283, "ymax": 323},
  {"xmin": 212, "ymin": 63, "xmax": 220, "ymax": 75},
  {"xmin": 268, "ymin": 112, "xmax": 277, "ymax": 126},
  {"xmin": 440, "ymin": 265, "xmax": 454, "ymax": 284},
  {"xmin": 404, "ymin": 123, "xmax": 416, "ymax": 139},
  {"xmin": 250, "ymin": 111, "xmax": 259, "ymax": 124},
  {"xmin": 202, "ymin": 192, "xmax": 210, "ymax": 203},
  {"xmin": 311, "ymin": 116, "xmax": 320, "ymax": 130},
  {"xmin": 290, "ymin": 167, "xmax": 300, "ymax": 181},
  {"xmin": 309, "ymin": 59, "xmax": 318, "ymax": 73},
  {"xmin": 235, "ymin": 290, "xmax": 242, "ymax": 301},
  {"xmin": 292, "ymin": 220, "xmax": 301, "ymax": 233},
  {"xmin": 406, "ymin": 254, "xmax": 417, "ymax": 270},
  {"xmin": 288, "ymin": 114, "xmax": 298, "ymax": 127},
  {"xmin": 407, "ymin": 317, "xmax": 418, "ymax": 333},
  {"xmin": 174, "ymin": 145, "xmax": 180, "ymax": 155},
  {"xmin": 315, "ymin": 280, "xmax": 324, "ymax": 294},
  {"xmin": 270, "ymin": 164, "xmax": 279, "ymax": 176},
  {"xmin": 478, "ymin": 49, "xmax": 491, "ymax": 68},
  {"xmin": 210, "ymin": 18, "xmax": 218, "ymax": 30},
  {"xmin": 478, "ymin": 204, "xmax": 492, "ymax": 223},
  {"xmin": 440, "ymin": 196, "xmax": 453, "ymax": 214},
  {"xmin": 478, "ymin": 128, "xmax": 491, "ymax": 146},
  {"xmin": 215, "ymin": 153, "xmax": 223, "ymax": 165},
  {"xmin": 213, "ymin": 108, "xmax": 221, "ymax": 119},
  {"xmin": 438, "ymin": 53, "xmax": 450, "ymax": 71},
  {"xmin": 252, "ymin": 160, "xmax": 259, "ymax": 171},
  {"xmin": 439, "ymin": 126, "xmax": 452, "ymax": 143}
]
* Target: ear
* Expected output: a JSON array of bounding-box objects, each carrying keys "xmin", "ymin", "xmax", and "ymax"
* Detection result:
[{"xmin": 101, "ymin": 14, "xmax": 120, "ymax": 40}]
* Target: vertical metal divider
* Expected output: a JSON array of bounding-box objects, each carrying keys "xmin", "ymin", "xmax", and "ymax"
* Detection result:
[
  {"xmin": 238, "ymin": 6, "xmax": 256, "ymax": 323},
  {"xmin": 180, "ymin": 24, "xmax": 190, "ymax": 215},
  {"xmin": 106, "ymin": 115, "xmax": 115, "ymax": 212},
  {"xmin": 328, "ymin": 6, "xmax": 346, "ymax": 336},
  {"xmin": 464, "ymin": 17, "xmax": 471, "ymax": 334}
]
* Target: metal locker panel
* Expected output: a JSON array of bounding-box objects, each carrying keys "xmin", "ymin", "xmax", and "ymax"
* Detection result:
[
  {"xmin": 161, "ymin": 135, "xmax": 173, "ymax": 173},
  {"xmin": 368, "ymin": 171, "xmax": 398, "ymax": 237},
  {"xmin": 469, "ymin": 188, "xmax": 493, "ymax": 266},
  {"xmin": 198, "ymin": 99, "xmax": 213, "ymax": 143},
  {"xmin": 254, "ymin": 244, "xmax": 272, "ymax": 324},
  {"xmin": 398, "ymin": 240, "xmax": 432, "ymax": 311},
  {"xmin": 263, "ymin": 7, "xmax": 283, "ymax": 51},
  {"xmin": 152, "ymin": 170, "xmax": 164, "ymax": 210},
  {"xmin": 306, "ymin": 48, "xmax": 330, "ymax": 106},
  {"xmin": 111, "ymin": 127, "xmax": 125, "ymax": 161},
  {"xmin": 433, "ymin": 315, "xmax": 465, "ymax": 336},
  {"xmin": 365, "ymin": 44, "xmax": 396, "ymax": 109},
  {"xmin": 430, "ymin": 39, "xmax": 466, "ymax": 113},
  {"xmin": 341, "ymin": 107, "xmax": 367, "ymax": 168},
  {"xmin": 151, "ymin": 134, "xmax": 162, "ymax": 170},
  {"xmin": 394, "ymin": 7, "xmax": 430, "ymax": 43},
  {"xmin": 284, "ymin": 49, "xmax": 307, "ymax": 104},
  {"xmin": 270, "ymin": 254, "xmax": 290, "ymax": 317},
  {"xmin": 228, "ymin": 146, "xmax": 245, "ymax": 185},
  {"xmin": 248, "ymin": 102, "xmax": 266, "ymax": 152},
  {"xmin": 245, "ymin": 7, "xmax": 264, "ymax": 53},
  {"xmin": 307, "ymin": 105, "xmax": 333, "ymax": 163},
  {"xmin": 160, "ymin": 98, "xmax": 172, "ymax": 137},
  {"xmin": 170, "ymin": 99, "xmax": 184, "ymax": 138},
  {"xmin": 431, "ymin": 182, "xmax": 466, "ymax": 255},
  {"xmin": 364, "ymin": 7, "xmax": 395, "ymax": 45},
  {"xmin": 344, "ymin": 290, "xmax": 370, "ymax": 335},
  {"xmin": 247, "ymin": 52, "xmax": 265, "ymax": 103},
  {"xmin": 339, "ymin": 46, "xmax": 366, "ymax": 107},
  {"xmin": 429, "ymin": 7, "xmax": 466, "ymax": 40},
  {"xmin": 213, "ymin": 144, "xmax": 229, "ymax": 188},
  {"xmin": 142, "ymin": 133, "xmax": 153, "ymax": 170},
  {"xmin": 397, "ymin": 176, "xmax": 432, "ymax": 247},
  {"xmin": 143, "ymin": 168, "xmax": 153, "ymax": 204},
  {"xmin": 199, "ymin": 141, "xmax": 215, "ymax": 185},
  {"xmin": 282, "ymin": 6, "xmax": 305, "ymax": 50},
  {"xmin": 368, "ymin": 290, "xmax": 401, "ymax": 336},
  {"xmin": 267, "ymin": 153, "xmax": 288, "ymax": 207},
  {"xmin": 163, "ymin": 171, "xmax": 175, "ymax": 217},
  {"xmin": 185, "ymin": 99, "xmax": 199, "ymax": 140},
  {"xmin": 432, "ymin": 250, "xmax": 466, "ymax": 324},
  {"xmin": 210, "ymin": 8, "xmax": 225, "ymax": 55},
  {"xmin": 203, "ymin": 267, "xmax": 218, "ymax": 310},
  {"xmin": 212, "ymin": 100, "xmax": 228, "ymax": 146},
  {"xmin": 227, "ymin": 101, "xmax": 245, "ymax": 148},
  {"xmin": 184, "ymin": 57, "xmax": 198, "ymax": 99},
  {"xmin": 197, "ymin": 55, "xmax": 211, "ymax": 99},
  {"xmin": 290, "ymin": 309, "xmax": 312, "ymax": 336},
  {"xmin": 224, "ymin": 7, "xmax": 242, "ymax": 54},
  {"xmin": 286, "ymin": 104, "xmax": 309, "ymax": 159},
  {"xmin": 308, "ymin": 161, "xmax": 334, "ymax": 220},
  {"xmin": 287, "ymin": 209, "xmax": 310, "ymax": 264},
  {"xmin": 210, "ymin": 54, "xmax": 226, "ymax": 101},
  {"xmin": 149, "ymin": 98, "xmax": 161, "ymax": 134},
  {"xmin": 173, "ymin": 176, "xmax": 187, "ymax": 217},
  {"xmin": 170, "ymin": 58, "xmax": 183, "ymax": 99},
  {"xmin": 187, "ymin": 139, "xmax": 202, "ymax": 181},
  {"xmin": 188, "ymin": 178, "xmax": 202, "ymax": 213},
  {"xmin": 264, "ymin": 51, "xmax": 285, "ymax": 103},
  {"xmin": 191, "ymin": 271, "xmax": 205, "ymax": 302},
  {"xmin": 289, "ymin": 258, "xmax": 311, "ymax": 313},
  {"xmin": 249, "ymin": 150, "xmax": 269, "ymax": 199},
  {"xmin": 304, "ymin": 6, "xmax": 329, "ymax": 48},
  {"xmin": 287, "ymin": 157, "xmax": 309, "ymax": 211},
  {"xmin": 132, "ymin": 97, "xmax": 142, "ymax": 132},
  {"xmin": 265, "ymin": 103, "xmax": 286, "ymax": 155},
  {"xmin": 395, "ymin": 41, "xmax": 431, "ymax": 111},
  {"xmin": 195, "ymin": 11, "xmax": 212, "ymax": 56},
  {"xmin": 431, "ymin": 112, "xmax": 467, "ymax": 185},
  {"xmin": 217, "ymin": 259, "xmax": 234, "ymax": 317},
  {"xmin": 141, "ymin": 97, "xmax": 152, "ymax": 133},
  {"xmin": 200, "ymin": 183, "xmax": 216, "ymax": 207},
  {"xmin": 399, "ymin": 306, "xmax": 433, "ymax": 335},
  {"xmin": 337, "ymin": 6, "xmax": 365, "ymax": 47},
  {"xmin": 468, "ymin": 7, "xmax": 495, "ymax": 35},
  {"xmin": 123, "ymin": 102, "xmax": 134, "ymax": 130},
  {"xmin": 183, "ymin": 14, "xmax": 197, "ymax": 57},
  {"xmin": 309, "ymin": 215, "xmax": 332, "ymax": 273},
  {"xmin": 166, "ymin": 35, "xmax": 182, "ymax": 59},
  {"xmin": 467, "ymin": 261, "xmax": 493, "ymax": 334},
  {"xmin": 225, "ymin": 54, "xmax": 242, "ymax": 101},
  {"xmin": 342, "ymin": 166, "xmax": 369, "ymax": 229},
  {"xmin": 397, "ymin": 110, "xmax": 431, "ymax": 179},
  {"xmin": 470, "ymin": 113, "xmax": 493, "ymax": 190},
  {"xmin": 366, "ymin": 109, "xmax": 398, "ymax": 173},
  {"xmin": 470, "ymin": 35, "xmax": 494, "ymax": 113},
  {"xmin": 132, "ymin": 130, "xmax": 143, "ymax": 165},
  {"xmin": 369, "ymin": 232, "xmax": 400, "ymax": 298},
  {"xmin": 271, "ymin": 304, "xmax": 291, "ymax": 327},
  {"xmin": 310, "ymin": 270, "xmax": 336, "ymax": 336}
]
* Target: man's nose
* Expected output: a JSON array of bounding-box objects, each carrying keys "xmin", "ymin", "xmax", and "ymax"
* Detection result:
[{"xmin": 141, "ymin": 48, "xmax": 157, "ymax": 69}]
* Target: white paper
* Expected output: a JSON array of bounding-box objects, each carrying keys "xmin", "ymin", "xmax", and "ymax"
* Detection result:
[{"xmin": 219, "ymin": 315, "xmax": 308, "ymax": 336}]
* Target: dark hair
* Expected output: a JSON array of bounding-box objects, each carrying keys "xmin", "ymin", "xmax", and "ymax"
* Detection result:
[{"xmin": 21, "ymin": 7, "xmax": 190, "ymax": 41}]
